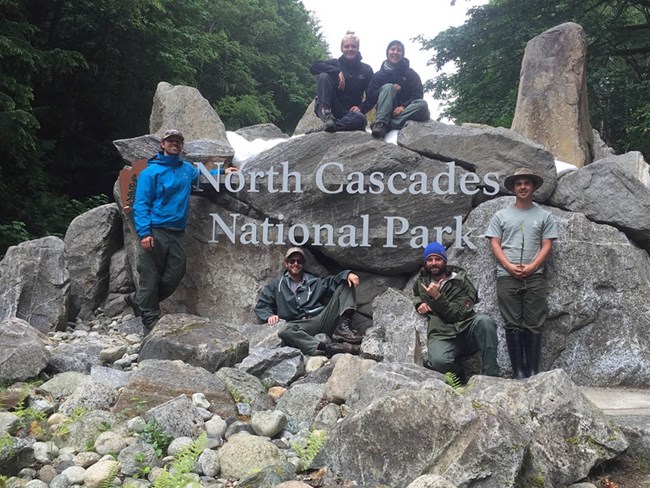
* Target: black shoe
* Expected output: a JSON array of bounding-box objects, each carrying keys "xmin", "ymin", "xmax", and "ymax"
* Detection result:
[
  {"xmin": 323, "ymin": 115, "xmax": 337, "ymax": 133},
  {"xmin": 505, "ymin": 329, "xmax": 527, "ymax": 379},
  {"xmin": 324, "ymin": 342, "xmax": 360, "ymax": 358},
  {"xmin": 125, "ymin": 293, "xmax": 141, "ymax": 317},
  {"xmin": 371, "ymin": 122, "xmax": 387, "ymax": 139},
  {"xmin": 332, "ymin": 319, "xmax": 363, "ymax": 344},
  {"xmin": 524, "ymin": 331, "xmax": 542, "ymax": 377}
]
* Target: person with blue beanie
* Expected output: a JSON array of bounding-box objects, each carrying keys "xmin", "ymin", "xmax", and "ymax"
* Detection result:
[{"xmin": 413, "ymin": 242, "xmax": 499, "ymax": 382}]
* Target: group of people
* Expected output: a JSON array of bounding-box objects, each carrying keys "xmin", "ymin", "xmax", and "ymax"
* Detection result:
[
  {"xmin": 125, "ymin": 34, "xmax": 556, "ymax": 380},
  {"xmin": 310, "ymin": 32, "xmax": 430, "ymax": 138},
  {"xmin": 250, "ymin": 167, "xmax": 558, "ymax": 383}
]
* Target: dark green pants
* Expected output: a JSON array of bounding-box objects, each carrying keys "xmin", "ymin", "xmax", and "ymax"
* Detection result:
[
  {"xmin": 135, "ymin": 228, "xmax": 186, "ymax": 326},
  {"xmin": 374, "ymin": 83, "xmax": 430, "ymax": 130},
  {"xmin": 496, "ymin": 274, "xmax": 548, "ymax": 333},
  {"xmin": 427, "ymin": 314, "xmax": 499, "ymax": 377},
  {"xmin": 278, "ymin": 284, "xmax": 356, "ymax": 355}
]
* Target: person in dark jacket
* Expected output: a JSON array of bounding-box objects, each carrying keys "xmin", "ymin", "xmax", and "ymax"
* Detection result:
[
  {"xmin": 126, "ymin": 129, "xmax": 236, "ymax": 331},
  {"xmin": 310, "ymin": 31, "xmax": 373, "ymax": 132},
  {"xmin": 362, "ymin": 40, "xmax": 430, "ymax": 139},
  {"xmin": 413, "ymin": 242, "xmax": 499, "ymax": 382},
  {"xmin": 255, "ymin": 247, "xmax": 363, "ymax": 357}
]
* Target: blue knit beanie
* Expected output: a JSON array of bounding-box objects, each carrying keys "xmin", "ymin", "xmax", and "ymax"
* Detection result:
[{"xmin": 423, "ymin": 242, "xmax": 447, "ymax": 262}]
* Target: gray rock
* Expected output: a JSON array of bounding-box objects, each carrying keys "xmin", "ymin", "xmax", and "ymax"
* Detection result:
[
  {"xmin": 511, "ymin": 22, "xmax": 593, "ymax": 167},
  {"xmin": 108, "ymin": 248, "xmax": 134, "ymax": 294},
  {"xmin": 73, "ymin": 451, "xmax": 102, "ymax": 468},
  {"xmin": 139, "ymin": 314, "xmax": 248, "ymax": 372},
  {"xmin": 58, "ymin": 381, "xmax": 118, "ymax": 416},
  {"xmin": 183, "ymin": 139, "xmax": 235, "ymax": 166},
  {"xmin": 610, "ymin": 415, "xmax": 650, "ymax": 461},
  {"xmin": 99, "ymin": 345, "xmax": 127, "ymax": 363},
  {"xmin": 0, "ymin": 412, "xmax": 19, "ymax": 435},
  {"xmin": 112, "ymin": 359, "xmax": 235, "ymax": 419},
  {"xmin": 205, "ymin": 416, "xmax": 227, "ymax": 438},
  {"xmin": 49, "ymin": 474, "xmax": 71, "ymax": 488},
  {"xmin": 198, "ymin": 448, "xmax": 220, "ymax": 477},
  {"xmin": 89, "ymin": 365, "xmax": 132, "ymax": 389},
  {"xmin": 37, "ymin": 465, "xmax": 57, "ymax": 484},
  {"xmin": 218, "ymin": 432, "xmax": 287, "ymax": 480},
  {"xmin": 57, "ymin": 411, "xmax": 126, "ymax": 453},
  {"xmin": 149, "ymin": 82, "xmax": 229, "ymax": 144},
  {"xmin": 0, "ymin": 318, "xmax": 50, "ymax": 383},
  {"xmin": 48, "ymin": 334, "xmax": 130, "ymax": 374},
  {"xmin": 224, "ymin": 420, "xmax": 256, "ymax": 440},
  {"xmin": 346, "ymin": 362, "xmax": 447, "ymax": 411},
  {"xmin": 324, "ymin": 354, "xmax": 376, "ymax": 404},
  {"xmin": 143, "ymin": 395, "xmax": 204, "ymax": 438},
  {"xmin": 64, "ymin": 203, "xmax": 122, "ymax": 319},
  {"xmin": 293, "ymin": 99, "xmax": 322, "ymax": 135},
  {"xmin": 406, "ymin": 475, "xmax": 457, "ymax": 488},
  {"xmin": 83, "ymin": 459, "xmax": 120, "ymax": 488},
  {"xmin": 93, "ymin": 431, "xmax": 128, "ymax": 456},
  {"xmin": 60, "ymin": 466, "xmax": 85, "ymax": 485},
  {"xmin": 448, "ymin": 197, "xmax": 650, "ymax": 386},
  {"xmin": 397, "ymin": 120, "xmax": 558, "ymax": 201},
  {"xmin": 235, "ymin": 123, "xmax": 289, "ymax": 142},
  {"xmin": 275, "ymin": 384, "xmax": 325, "ymax": 428},
  {"xmin": 25, "ymin": 480, "xmax": 48, "ymax": 488},
  {"xmin": 0, "ymin": 236, "xmax": 69, "ymax": 332},
  {"xmin": 251, "ymin": 410, "xmax": 287, "ymax": 438},
  {"xmin": 40, "ymin": 372, "xmax": 90, "ymax": 401},
  {"xmin": 214, "ymin": 367, "xmax": 274, "ymax": 412},
  {"xmin": 549, "ymin": 151, "xmax": 650, "ymax": 253},
  {"xmin": 112, "ymin": 134, "xmax": 161, "ymax": 163},
  {"xmin": 235, "ymin": 461, "xmax": 296, "ymax": 488},
  {"xmin": 32, "ymin": 442, "xmax": 57, "ymax": 463},
  {"xmin": 167, "ymin": 436, "xmax": 193, "ymax": 456},
  {"xmin": 236, "ymin": 132, "xmax": 475, "ymax": 273},
  {"xmin": 238, "ymin": 347, "xmax": 305, "ymax": 387},
  {"xmin": 0, "ymin": 436, "xmax": 35, "ymax": 477},
  {"xmin": 592, "ymin": 129, "xmax": 616, "ymax": 161}
]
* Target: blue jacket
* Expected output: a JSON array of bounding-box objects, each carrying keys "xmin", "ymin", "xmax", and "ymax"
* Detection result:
[{"xmin": 133, "ymin": 152, "xmax": 221, "ymax": 239}]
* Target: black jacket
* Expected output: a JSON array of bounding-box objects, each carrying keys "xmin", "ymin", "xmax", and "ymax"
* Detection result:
[
  {"xmin": 310, "ymin": 53, "xmax": 373, "ymax": 111},
  {"xmin": 361, "ymin": 58, "xmax": 424, "ymax": 113}
]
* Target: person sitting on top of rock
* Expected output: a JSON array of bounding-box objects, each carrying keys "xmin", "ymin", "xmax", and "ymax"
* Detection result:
[
  {"xmin": 361, "ymin": 40, "xmax": 430, "ymax": 139},
  {"xmin": 310, "ymin": 31, "xmax": 374, "ymax": 133},
  {"xmin": 254, "ymin": 247, "xmax": 364, "ymax": 357},
  {"xmin": 413, "ymin": 242, "xmax": 500, "ymax": 382}
]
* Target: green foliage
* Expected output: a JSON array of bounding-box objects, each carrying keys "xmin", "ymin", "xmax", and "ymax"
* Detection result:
[
  {"xmin": 444, "ymin": 371, "xmax": 465, "ymax": 392},
  {"xmin": 12, "ymin": 398, "xmax": 46, "ymax": 430},
  {"xmin": 132, "ymin": 452, "xmax": 152, "ymax": 479},
  {"xmin": 291, "ymin": 428, "xmax": 327, "ymax": 472},
  {"xmin": 99, "ymin": 460, "xmax": 121, "ymax": 488},
  {"xmin": 0, "ymin": 432, "xmax": 14, "ymax": 458},
  {"xmin": 98, "ymin": 421, "xmax": 113, "ymax": 433},
  {"xmin": 140, "ymin": 420, "xmax": 173, "ymax": 458},
  {"xmin": 226, "ymin": 383, "xmax": 253, "ymax": 404},
  {"xmin": 419, "ymin": 0, "xmax": 650, "ymax": 158},
  {"xmin": 152, "ymin": 432, "xmax": 207, "ymax": 488}
]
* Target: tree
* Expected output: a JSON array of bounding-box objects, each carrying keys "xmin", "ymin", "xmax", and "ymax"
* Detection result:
[{"xmin": 419, "ymin": 0, "xmax": 650, "ymax": 158}]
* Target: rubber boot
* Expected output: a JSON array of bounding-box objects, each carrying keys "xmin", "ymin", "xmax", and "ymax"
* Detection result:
[
  {"xmin": 505, "ymin": 329, "xmax": 527, "ymax": 379},
  {"xmin": 524, "ymin": 331, "xmax": 542, "ymax": 377}
]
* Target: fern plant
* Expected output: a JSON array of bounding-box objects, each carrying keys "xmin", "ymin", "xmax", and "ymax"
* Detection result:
[
  {"xmin": 99, "ymin": 460, "xmax": 121, "ymax": 488},
  {"xmin": 291, "ymin": 428, "xmax": 327, "ymax": 472},
  {"xmin": 153, "ymin": 432, "xmax": 207, "ymax": 488},
  {"xmin": 444, "ymin": 372, "xmax": 466, "ymax": 393}
]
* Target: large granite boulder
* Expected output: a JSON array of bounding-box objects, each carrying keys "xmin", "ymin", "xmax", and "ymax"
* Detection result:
[
  {"xmin": 397, "ymin": 120, "xmax": 558, "ymax": 201},
  {"xmin": 235, "ymin": 123, "xmax": 289, "ymax": 141},
  {"xmin": 139, "ymin": 314, "xmax": 249, "ymax": 372},
  {"xmin": 149, "ymin": 81, "xmax": 228, "ymax": 143},
  {"xmin": 511, "ymin": 22, "xmax": 594, "ymax": 167},
  {"xmin": 0, "ymin": 317, "xmax": 50, "ymax": 383},
  {"xmin": 112, "ymin": 359, "xmax": 236, "ymax": 418},
  {"xmin": 0, "ymin": 236, "xmax": 69, "ymax": 332},
  {"xmin": 64, "ymin": 203, "xmax": 123, "ymax": 319},
  {"xmin": 448, "ymin": 197, "xmax": 650, "ymax": 386},
  {"xmin": 234, "ymin": 131, "xmax": 476, "ymax": 274},
  {"xmin": 549, "ymin": 151, "xmax": 650, "ymax": 253},
  {"xmin": 321, "ymin": 369, "xmax": 625, "ymax": 487}
]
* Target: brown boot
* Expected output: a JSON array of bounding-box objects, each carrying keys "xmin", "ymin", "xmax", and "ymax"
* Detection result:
[
  {"xmin": 332, "ymin": 318, "xmax": 363, "ymax": 344},
  {"xmin": 324, "ymin": 342, "xmax": 360, "ymax": 357}
]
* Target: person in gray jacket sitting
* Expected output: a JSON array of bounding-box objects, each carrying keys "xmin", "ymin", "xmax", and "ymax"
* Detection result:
[{"xmin": 255, "ymin": 247, "xmax": 363, "ymax": 357}]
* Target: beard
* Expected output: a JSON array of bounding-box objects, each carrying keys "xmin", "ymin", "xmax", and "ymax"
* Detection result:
[{"xmin": 426, "ymin": 263, "xmax": 447, "ymax": 279}]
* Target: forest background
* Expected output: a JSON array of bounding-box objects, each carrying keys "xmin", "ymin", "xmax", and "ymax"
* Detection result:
[{"xmin": 1, "ymin": 0, "xmax": 648, "ymax": 257}]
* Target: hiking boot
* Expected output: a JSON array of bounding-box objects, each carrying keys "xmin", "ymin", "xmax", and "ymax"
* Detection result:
[
  {"xmin": 125, "ymin": 293, "xmax": 141, "ymax": 317},
  {"xmin": 323, "ymin": 114, "xmax": 337, "ymax": 133},
  {"xmin": 371, "ymin": 122, "xmax": 387, "ymax": 139},
  {"xmin": 324, "ymin": 342, "xmax": 360, "ymax": 357},
  {"xmin": 332, "ymin": 319, "xmax": 363, "ymax": 344}
]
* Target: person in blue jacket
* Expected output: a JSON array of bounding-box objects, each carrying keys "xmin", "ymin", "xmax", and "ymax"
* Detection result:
[
  {"xmin": 310, "ymin": 31, "xmax": 374, "ymax": 132},
  {"xmin": 126, "ymin": 129, "xmax": 236, "ymax": 331},
  {"xmin": 362, "ymin": 40, "xmax": 430, "ymax": 139}
]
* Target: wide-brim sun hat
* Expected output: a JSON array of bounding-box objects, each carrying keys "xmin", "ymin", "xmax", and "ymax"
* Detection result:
[{"xmin": 504, "ymin": 167, "xmax": 544, "ymax": 192}]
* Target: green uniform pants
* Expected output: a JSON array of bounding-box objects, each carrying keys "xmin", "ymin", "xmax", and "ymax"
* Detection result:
[
  {"xmin": 374, "ymin": 83, "xmax": 430, "ymax": 130},
  {"xmin": 278, "ymin": 284, "xmax": 356, "ymax": 355},
  {"xmin": 136, "ymin": 228, "xmax": 186, "ymax": 326},
  {"xmin": 427, "ymin": 314, "xmax": 499, "ymax": 378},
  {"xmin": 496, "ymin": 274, "xmax": 548, "ymax": 333}
]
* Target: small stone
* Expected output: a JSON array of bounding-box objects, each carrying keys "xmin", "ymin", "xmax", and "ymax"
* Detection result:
[
  {"xmin": 127, "ymin": 416, "xmax": 146, "ymax": 433},
  {"xmin": 205, "ymin": 416, "xmax": 227, "ymax": 438},
  {"xmin": 61, "ymin": 466, "xmax": 85, "ymax": 485},
  {"xmin": 192, "ymin": 392, "xmax": 211, "ymax": 409}
]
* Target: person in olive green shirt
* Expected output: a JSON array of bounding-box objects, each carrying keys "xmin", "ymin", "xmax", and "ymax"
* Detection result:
[{"xmin": 413, "ymin": 242, "xmax": 499, "ymax": 382}]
